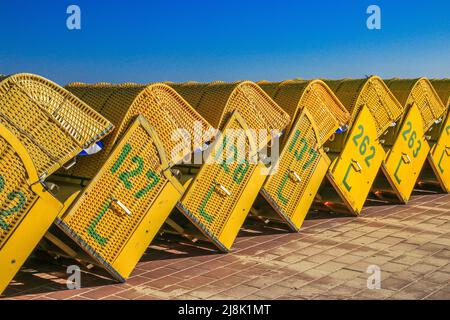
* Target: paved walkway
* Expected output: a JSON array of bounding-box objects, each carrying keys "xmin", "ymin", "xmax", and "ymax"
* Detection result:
[{"xmin": 3, "ymin": 192, "xmax": 450, "ymax": 300}]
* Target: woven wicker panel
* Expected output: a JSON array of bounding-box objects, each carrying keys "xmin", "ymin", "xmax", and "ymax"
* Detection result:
[
  {"xmin": 263, "ymin": 112, "xmax": 321, "ymax": 218},
  {"xmin": 386, "ymin": 78, "xmax": 446, "ymax": 131},
  {"xmin": 0, "ymin": 136, "xmax": 38, "ymax": 250},
  {"xmin": 179, "ymin": 116, "xmax": 258, "ymax": 239},
  {"xmin": 325, "ymin": 77, "xmax": 404, "ymax": 138},
  {"xmin": 170, "ymin": 81, "xmax": 291, "ymax": 131},
  {"xmin": 62, "ymin": 124, "xmax": 167, "ymax": 264},
  {"xmin": 259, "ymin": 80, "xmax": 350, "ymax": 145},
  {"xmin": 430, "ymin": 79, "xmax": 450, "ymax": 108},
  {"xmin": 65, "ymin": 83, "xmax": 214, "ymax": 179},
  {"xmin": 0, "ymin": 74, "xmax": 113, "ymax": 180}
]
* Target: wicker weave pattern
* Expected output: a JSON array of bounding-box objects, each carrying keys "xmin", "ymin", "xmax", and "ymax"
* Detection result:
[
  {"xmin": 259, "ymin": 80, "xmax": 350, "ymax": 145},
  {"xmin": 168, "ymin": 81, "xmax": 289, "ymax": 242},
  {"xmin": 386, "ymin": 78, "xmax": 446, "ymax": 131},
  {"xmin": 62, "ymin": 124, "xmax": 167, "ymax": 264},
  {"xmin": 180, "ymin": 115, "xmax": 258, "ymax": 238},
  {"xmin": 430, "ymin": 79, "xmax": 450, "ymax": 108},
  {"xmin": 0, "ymin": 74, "xmax": 113, "ymax": 180},
  {"xmin": 263, "ymin": 112, "xmax": 322, "ymax": 218},
  {"xmin": 65, "ymin": 83, "xmax": 214, "ymax": 178},
  {"xmin": 169, "ymin": 81, "xmax": 291, "ymax": 131},
  {"xmin": 325, "ymin": 77, "xmax": 404, "ymax": 138},
  {"xmin": 0, "ymin": 136, "xmax": 38, "ymax": 249}
]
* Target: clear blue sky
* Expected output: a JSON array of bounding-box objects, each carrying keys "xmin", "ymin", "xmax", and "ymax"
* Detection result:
[{"xmin": 0, "ymin": 0, "xmax": 449, "ymax": 85}]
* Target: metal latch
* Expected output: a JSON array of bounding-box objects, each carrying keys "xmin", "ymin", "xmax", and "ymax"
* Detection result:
[
  {"xmin": 289, "ymin": 170, "xmax": 302, "ymax": 183},
  {"xmin": 401, "ymin": 153, "xmax": 411, "ymax": 164},
  {"xmin": 445, "ymin": 146, "xmax": 450, "ymax": 156},
  {"xmin": 62, "ymin": 157, "xmax": 77, "ymax": 170},
  {"xmin": 351, "ymin": 159, "xmax": 362, "ymax": 172},
  {"xmin": 111, "ymin": 198, "xmax": 132, "ymax": 217},
  {"xmin": 213, "ymin": 181, "xmax": 231, "ymax": 197}
]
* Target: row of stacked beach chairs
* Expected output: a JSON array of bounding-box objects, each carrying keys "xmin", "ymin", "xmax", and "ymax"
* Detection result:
[{"xmin": 0, "ymin": 74, "xmax": 449, "ymax": 294}]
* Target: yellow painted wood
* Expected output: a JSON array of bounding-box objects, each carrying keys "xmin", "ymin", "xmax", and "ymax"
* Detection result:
[
  {"xmin": 429, "ymin": 111, "xmax": 450, "ymax": 191},
  {"xmin": 327, "ymin": 106, "xmax": 386, "ymax": 215},
  {"xmin": 218, "ymin": 161, "xmax": 267, "ymax": 250},
  {"xmin": 381, "ymin": 104, "xmax": 430, "ymax": 202},
  {"xmin": 257, "ymin": 80, "xmax": 350, "ymax": 231},
  {"xmin": 55, "ymin": 116, "xmax": 184, "ymax": 281},
  {"xmin": 112, "ymin": 180, "xmax": 182, "ymax": 278},
  {"xmin": 0, "ymin": 73, "xmax": 112, "ymax": 295},
  {"xmin": 426, "ymin": 79, "xmax": 450, "ymax": 191},
  {"xmin": 261, "ymin": 111, "xmax": 333, "ymax": 231},
  {"xmin": 176, "ymin": 111, "xmax": 263, "ymax": 251},
  {"xmin": 0, "ymin": 184, "xmax": 62, "ymax": 294}
]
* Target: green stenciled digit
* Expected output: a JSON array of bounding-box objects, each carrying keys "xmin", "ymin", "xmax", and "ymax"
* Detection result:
[
  {"xmin": 276, "ymin": 172, "xmax": 290, "ymax": 205},
  {"xmin": 87, "ymin": 201, "xmax": 112, "ymax": 246},
  {"xmin": 233, "ymin": 160, "xmax": 249, "ymax": 185},
  {"xmin": 352, "ymin": 125, "xmax": 364, "ymax": 146},
  {"xmin": 135, "ymin": 170, "xmax": 160, "ymax": 199},
  {"xmin": 402, "ymin": 121, "xmax": 412, "ymax": 141},
  {"xmin": 365, "ymin": 146, "xmax": 376, "ymax": 167},
  {"xmin": 288, "ymin": 131, "xmax": 308, "ymax": 161},
  {"xmin": 408, "ymin": 131, "xmax": 417, "ymax": 149},
  {"xmin": 360, "ymin": 135, "xmax": 369, "ymax": 155},
  {"xmin": 214, "ymin": 137, "xmax": 236, "ymax": 174},
  {"xmin": 198, "ymin": 185, "xmax": 215, "ymax": 223},
  {"xmin": 0, "ymin": 191, "xmax": 27, "ymax": 231},
  {"xmin": 119, "ymin": 155, "xmax": 145, "ymax": 189},
  {"xmin": 111, "ymin": 144, "xmax": 132, "ymax": 174},
  {"xmin": 294, "ymin": 138, "xmax": 308, "ymax": 161},
  {"xmin": 288, "ymin": 130, "xmax": 301, "ymax": 152},
  {"xmin": 303, "ymin": 148, "xmax": 318, "ymax": 170},
  {"xmin": 0, "ymin": 175, "xmax": 27, "ymax": 231},
  {"xmin": 413, "ymin": 139, "xmax": 421, "ymax": 158}
]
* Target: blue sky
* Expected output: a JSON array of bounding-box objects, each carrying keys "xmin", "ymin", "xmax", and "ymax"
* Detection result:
[{"xmin": 0, "ymin": 0, "xmax": 449, "ymax": 85}]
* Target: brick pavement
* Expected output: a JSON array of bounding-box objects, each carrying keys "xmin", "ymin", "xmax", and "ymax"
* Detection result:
[{"xmin": 2, "ymin": 191, "xmax": 450, "ymax": 300}]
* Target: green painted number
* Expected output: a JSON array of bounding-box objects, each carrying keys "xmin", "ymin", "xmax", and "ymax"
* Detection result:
[
  {"xmin": 288, "ymin": 130, "xmax": 301, "ymax": 152},
  {"xmin": 402, "ymin": 121, "xmax": 422, "ymax": 158},
  {"xmin": 351, "ymin": 125, "xmax": 376, "ymax": 167},
  {"xmin": 402, "ymin": 121, "xmax": 412, "ymax": 141},
  {"xmin": 119, "ymin": 155, "xmax": 145, "ymax": 189},
  {"xmin": 294, "ymin": 138, "xmax": 309, "ymax": 161},
  {"xmin": 135, "ymin": 170, "xmax": 160, "ymax": 199},
  {"xmin": 413, "ymin": 140, "xmax": 422, "ymax": 158},
  {"xmin": 365, "ymin": 146, "xmax": 376, "ymax": 167},
  {"xmin": 111, "ymin": 143, "xmax": 160, "ymax": 199},
  {"xmin": 0, "ymin": 176, "xmax": 27, "ymax": 231},
  {"xmin": 215, "ymin": 137, "xmax": 238, "ymax": 174},
  {"xmin": 111, "ymin": 144, "xmax": 132, "ymax": 174},
  {"xmin": 408, "ymin": 131, "xmax": 417, "ymax": 149},
  {"xmin": 352, "ymin": 125, "xmax": 364, "ymax": 147},
  {"xmin": 303, "ymin": 148, "xmax": 318, "ymax": 170},
  {"xmin": 233, "ymin": 160, "xmax": 249, "ymax": 185}
]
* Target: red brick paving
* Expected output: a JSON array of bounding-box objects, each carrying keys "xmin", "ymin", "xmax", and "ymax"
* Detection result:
[{"xmin": 2, "ymin": 192, "xmax": 450, "ymax": 300}]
